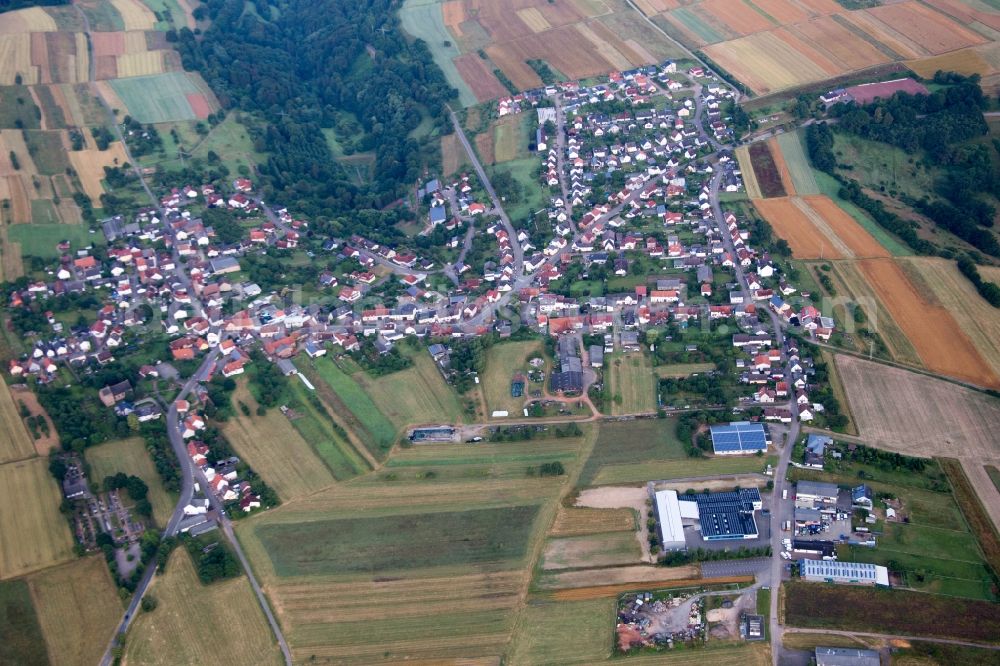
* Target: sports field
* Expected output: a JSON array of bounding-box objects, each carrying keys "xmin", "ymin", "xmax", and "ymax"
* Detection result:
[
  {"xmin": 222, "ymin": 381, "xmax": 338, "ymax": 501},
  {"xmin": 0, "ymin": 458, "xmax": 74, "ymax": 579},
  {"xmin": 607, "ymin": 352, "xmax": 657, "ymax": 415},
  {"xmin": 123, "ymin": 549, "xmax": 284, "ymax": 666},
  {"xmin": 0, "ymin": 384, "xmax": 37, "ymax": 463},
  {"xmin": 481, "ymin": 339, "xmax": 545, "ymax": 418},
  {"xmin": 109, "ymin": 72, "xmax": 206, "ymax": 122},
  {"xmin": 85, "ymin": 437, "xmax": 175, "ymax": 527},
  {"xmin": 28, "ymin": 556, "xmax": 122, "ymax": 666}
]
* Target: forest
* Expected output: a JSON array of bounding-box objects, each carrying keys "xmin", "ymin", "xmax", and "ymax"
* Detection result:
[{"xmin": 174, "ymin": 0, "xmax": 456, "ymax": 238}]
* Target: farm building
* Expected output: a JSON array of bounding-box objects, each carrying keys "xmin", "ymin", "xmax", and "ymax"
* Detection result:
[
  {"xmin": 815, "ymin": 647, "xmax": 880, "ymax": 666},
  {"xmin": 710, "ymin": 422, "xmax": 769, "ymax": 455},
  {"xmin": 801, "ymin": 560, "xmax": 889, "ymax": 587},
  {"xmin": 795, "ymin": 480, "xmax": 839, "ymax": 505},
  {"xmin": 653, "ymin": 489, "xmax": 687, "ymax": 551},
  {"xmin": 679, "ymin": 488, "xmax": 761, "ymax": 541}
]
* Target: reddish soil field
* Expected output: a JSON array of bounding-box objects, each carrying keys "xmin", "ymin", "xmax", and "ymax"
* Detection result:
[
  {"xmin": 454, "ymin": 53, "xmax": 509, "ymax": 102},
  {"xmin": 859, "ymin": 257, "xmax": 998, "ymax": 387},
  {"xmin": 748, "ymin": 142, "xmax": 786, "ymax": 198},
  {"xmin": 767, "ymin": 136, "xmax": 795, "ymax": 196},
  {"xmin": 845, "ymin": 78, "xmax": 929, "ymax": 104},
  {"xmin": 95, "ymin": 56, "xmax": 118, "ymax": 80},
  {"xmin": 91, "ymin": 31, "xmax": 125, "ymax": 57},
  {"xmin": 185, "ymin": 93, "xmax": 211, "ymax": 119},
  {"xmin": 803, "ymin": 195, "xmax": 889, "ymax": 258},
  {"xmin": 30, "ymin": 32, "xmax": 51, "ymax": 84},
  {"xmin": 753, "ymin": 197, "xmax": 843, "ymax": 259}
]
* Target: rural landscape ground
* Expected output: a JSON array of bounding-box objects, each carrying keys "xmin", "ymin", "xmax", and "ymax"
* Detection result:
[{"xmin": 0, "ymin": 0, "xmax": 1000, "ymax": 665}]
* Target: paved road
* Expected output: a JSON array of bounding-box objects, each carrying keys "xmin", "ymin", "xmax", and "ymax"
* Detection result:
[{"xmin": 702, "ymin": 558, "xmax": 772, "ymax": 578}]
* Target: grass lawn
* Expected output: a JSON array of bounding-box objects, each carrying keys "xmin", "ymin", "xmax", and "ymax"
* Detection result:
[
  {"xmin": 256, "ymin": 505, "xmax": 540, "ymax": 576},
  {"xmin": 776, "ymin": 131, "xmax": 819, "ymax": 194},
  {"xmin": 9, "ymin": 224, "xmax": 93, "ymax": 258},
  {"xmin": 399, "ymin": 0, "xmax": 476, "ymax": 106},
  {"xmin": 283, "ymin": 377, "xmax": 371, "ymax": 480},
  {"xmin": 123, "ymin": 548, "xmax": 283, "ymax": 666},
  {"xmin": 110, "ymin": 72, "xmax": 200, "ymax": 124},
  {"xmin": 0, "ymin": 384, "xmax": 36, "ymax": 463},
  {"xmin": 488, "ymin": 157, "xmax": 546, "ymax": 223},
  {"xmin": 352, "ymin": 349, "xmax": 465, "ymax": 429},
  {"xmin": 607, "ymin": 352, "xmax": 657, "ymax": 416},
  {"xmin": 541, "ymin": 531, "xmax": 642, "ymax": 570},
  {"xmin": 85, "ymin": 437, "xmax": 175, "ymax": 527},
  {"xmin": 24, "ymin": 131, "xmax": 70, "ymax": 175},
  {"xmin": 28, "ymin": 556, "xmax": 122, "ymax": 666},
  {"xmin": 481, "ymin": 340, "xmax": 545, "ymax": 418},
  {"xmin": 506, "ymin": 598, "xmax": 614, "ymax": 664},
  {"xmin": 305, "ymin": 356, "xmax": 398, "ymax": 458},
  {"xmin": 653, "ymin": 362, "xmax": 716, "ymax": 378}
]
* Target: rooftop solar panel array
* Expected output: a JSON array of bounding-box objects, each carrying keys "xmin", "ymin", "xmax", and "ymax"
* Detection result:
[
  {"xmin": 710, "ymin": 422, "xmax": 767, "ymax": 453},
  {"xmin": 679, "ymin": 489, "xmax": 760, "ymax": 539}
]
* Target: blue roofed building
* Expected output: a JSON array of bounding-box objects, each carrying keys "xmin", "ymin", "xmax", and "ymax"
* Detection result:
[
  {"xmin": 429, "ymin": 205, "xmax": 447, "ymax": 226},
  {"xmin": 710, "ymin": 422, "xmax": 770, "ymax": 455},
  {"xmin": 679, "ymin": 488, "xmax": 761, "ymax": 541}
]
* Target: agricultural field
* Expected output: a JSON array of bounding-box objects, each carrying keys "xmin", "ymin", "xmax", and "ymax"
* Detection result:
[
  {"xmin": 305, "ymin": 356, "xmax": 399, "ymax": 458},
  {"xmin": 123, "ymin": 549, "xmax": 284, "ymax": 666},
  {"xmin": 494, "ymin": 112, "xmax": 532, "ymax": 163},
  {"xmin": 774, "ymin": 131, "xmax": 819, "ymax": 195},
  {"xmin": 580, "ymin": 418, "xmax": 684, "ymax": 486},
  {"xmin": 0, "ymin": 579, "xmax": 48, "ymax": 666},
  {"xmin": 783, "ymin": 581, "xmax": 1000, "ymax": 643},
  {"xmin": 109, "ymin": 71, "xmax": 212, "ymax": 123},
  {"xmin": 653, "ymin": 362, "xmax": 715, "ymax": 378},
  {"xmin": 550, "ymin": 505, "xmax": 636, "ymax": 537},
  {"xmin": 222, "ymin": 381, "xmax": 338, "ymax": 502},
  {"xmin": 84, "ymin": 436, "xmax": 175, "ymax": 527},
  {"xmin": 0, "ymin": 458, "xmax": 74, "ymax": 579},
  {"xmin": 506, "ymin": 598, "xmax": 615, "ymax": 664},
  {"xmin": 607, "ymin": 352, "xmax": 657, "ymax": 415},
  {"xmin": 735, "ymin": 146, "xmax": 761, "ymax": 199},
  {"xmin": 835, "ymin": 354, "xmax": 1000, "ymax": 461},
  {"xmin": 649, "ymin": 0, "xmax": 987, "ymax": 95},
  {"xmin": 234, "ymin": 426, "xmax": 585, "ymax": 663},
  {"xmin": 747, "ymin": 141, "xmax": 785, "ymax": 198},
  {"xmin": 541, "ymin": 531, "xmax": 642, "ymax": 570},
  {"xmin": 857, "ymin": 258, "xmax": 997, "ymax": 388},
  {"xmin": 349, "ymin": 349, "xmax": 465, "ymax": 430},
  {"xmin": 480, "ymin": 339, "xmax": 546, "ymax": 417},
  {"xmin": 900, "ymin": 257, "xmax": 1000, "ymax": 382},
  {"xmin": 400, "ymin": 0, "xmax": 684, "ymax": 105},
  {"xmin": 753, "ymin": 198, "xmax": 842, "ymax": 260},
  {"xmin": 27, "ymin": 556, "xmax": 122, "ymax": 666},
  {"xmin": 0, "ymin": 383, "xmax": 39, "ymax": 464}
]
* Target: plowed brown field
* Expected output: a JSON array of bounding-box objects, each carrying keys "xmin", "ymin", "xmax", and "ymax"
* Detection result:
[
  {"xmin": 858, "ymin": 258, "xmax": 998, "ymax": 388},
  {"xmin": 454, "ymin": 53, "xmax": 509, "ymax": 101},
  {"xmin": 753, "ymin": 197, "xmax": 843, "ymax": 259},
  {"xmin": 802, "ymin": 195, "xmax": 889, "ymax": 258}
]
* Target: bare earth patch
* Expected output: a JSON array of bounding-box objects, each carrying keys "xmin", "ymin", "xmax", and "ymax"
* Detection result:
[{"xmin": 575, "ymin": 486, "xmax": 653, "ymax": 563}]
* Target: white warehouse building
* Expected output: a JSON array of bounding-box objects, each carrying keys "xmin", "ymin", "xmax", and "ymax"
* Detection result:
[
  {"xmin": 654, "ymin": 489, "xmax": 688, "ymax": 551},
  {"xmin": 801, "ymin": 559, "xmax": 889, "ymax": 587}
]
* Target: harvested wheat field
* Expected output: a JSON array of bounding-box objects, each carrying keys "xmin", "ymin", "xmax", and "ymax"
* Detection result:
[
  {"xmin": 550, "ymin": 506, "xmax": 635, "ymax": 537},
  {"xmin": 907, "ymin": 48, "xmax": 996, "ymax": 79},
  {"xmin": 802, "ymin": 195, "xmax": 888, "ymax": 258},
  {"xmin": 68, "ymin": 142, "xmax": 129, "ymax": 200},
  {"xmin": 736, "ymin": 145, "xmax": 762, "ymax": 199},
  {"xmin": 0, "ymin": 33, "xmax": 37, "ymax": 85},
  {"xmin": 753, "ymin": 197, "xmax": 843, "ymax": 259},
  {"xmin": 4, "ymin": 176, "xmax": 32, "ymax": 223},
  {"xmin": 475, "ymin": 127, "xmax": 495, "ymax": 165},
  {"xmin": 704, "ymin": 32, "xmax": 831, "ymax": 94},
  {"xmin": 858, "ymin": 258, "xmax": 998, "ymax": 388},
  {"xmin": 0, "ymin": 7, "xmax": 58, "ymax": 33},
  {"xmin": 485, "ymin": 44, "xmax": 542, "ymax": 90},
  {"xmin": 0, "ymin": 458, "xmax": 75, "ymax": 579},
  {"xmin": 899, "ymin": 257, "xmax": 1000, "ymax": 382},
  {"xmin": 116, "ymin": 51, "xmax": 166, "ymax": 78},
  {"xmin": 790, "ymin": 16, "xmax": 891, "ymax": 72},
  {"xmin": 0, "ymin": 131, "xmax": 38, "ymax": 177},
  {"xmin": 839, "ymin": 10, "xmax": 928, "ymax": 60},
  {"xmin": 441, "ymin": 133, "xmax": 465, "ymax": 177},
  {"xmin": 751, "ymin": 0, "xmax": 812, "ymax": 23},
  {"xmin": 868, "ymin": 1, "xmax": 984, "ymax": 56},
  {"xmin": 28, "ymin": 556, "xmax": 121, "ymax": 666},
  {"xmin": 836, "ymin": 354, "xmax": 1000, "ymax": 459},
  {"xmin": 10, "ymin": 386, "xmax": 59, "ymax": 455},
  {"xmin": 109, "ymin": 0, "xmax": 156, "ymax": 30}
]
